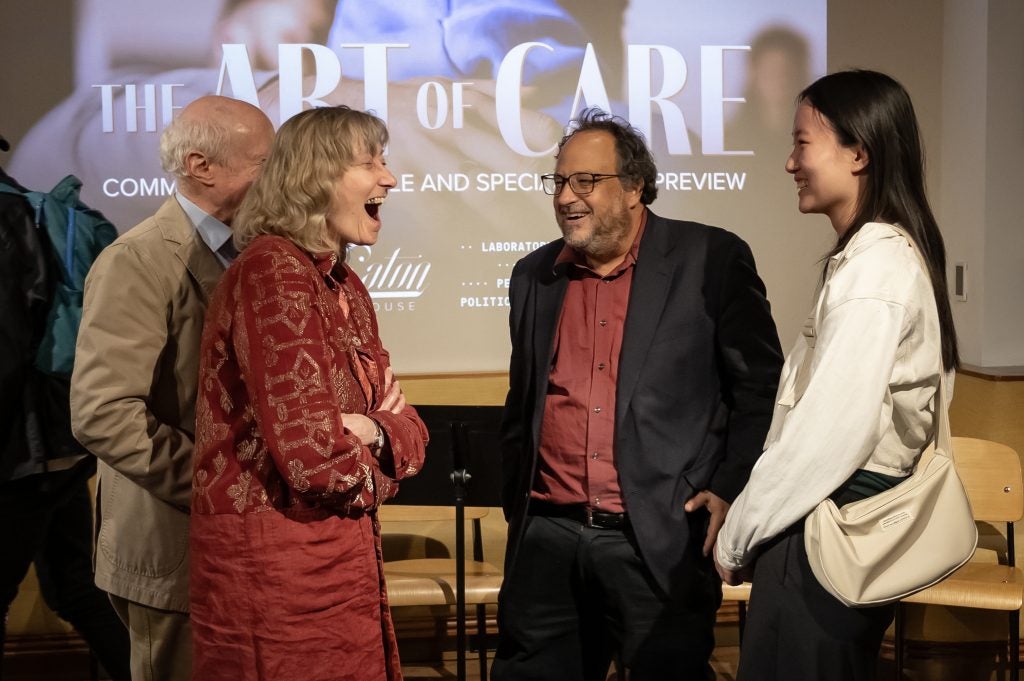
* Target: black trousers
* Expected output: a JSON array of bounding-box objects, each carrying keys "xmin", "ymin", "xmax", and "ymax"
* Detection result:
[
  {"xmin": 737, "ymin": 523, "xmax": 895, "ymax": 681},
  {"xmin": 493, "ymin": 514, "xmax": 720, "ymax": 681},
  {"xmin": 0, "ymin": 459, "xmax": 130, "ymax": 681}
]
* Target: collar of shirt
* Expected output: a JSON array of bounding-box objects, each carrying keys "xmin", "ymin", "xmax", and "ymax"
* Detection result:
[
  {"xmin": 831, "ymin": 222, "xmax": 907, "ymax": 262},
  {"xmin": 312, "ymin": 250, "xmax": 340, "ymax": 277},
  {"xmin": 827, "ymin": 222, "xmax": 907, "ymax": 278},
  {"xmin": 176, "ymin": 192, "xmax": 235, "ymax": 265},
  {"xmin": 554, "ymin": 208, "xmax": 648, "ymax": 278}
]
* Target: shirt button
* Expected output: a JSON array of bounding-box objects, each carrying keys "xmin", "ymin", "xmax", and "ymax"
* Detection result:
[
  {"xmin": 593, "ymin": 406, "xmax": 602, "ymax": 414},
  {"xmin": 599, "ymin": 320, "xmax": 607, "ymax": 327},
  {"xmin": 597, "ymin": 362, "xmax": 606, "ymax": 370},
  {"xmin": 591, "ymin": 452, "xmax": 599, "ymax": 460},
  {"xmin": 594, "ymin": 497, "xmax": 601, "ymax": 505}
]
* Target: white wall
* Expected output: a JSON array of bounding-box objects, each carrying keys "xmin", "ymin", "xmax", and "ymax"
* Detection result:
[
  {"xmin": 827, "ymin": 0, "xmax": 1023, "ymax": 369},
  {"xmin": 980, "ymin": 0, "xmax": 1024, "ymax": 366},
  {"xmin": 938, "ymin": 0, "xmax": 1024, "ymax": 368},
  {"xmin": 940, "ymin": 0, "xmax": 988, "ymax": 365}
]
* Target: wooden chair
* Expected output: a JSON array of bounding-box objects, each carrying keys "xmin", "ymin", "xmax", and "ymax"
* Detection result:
[
  {"xmin": 895, "ymin": 436, "xmax": 1024, "ymax": 679},
  {"xmin": 380, "ymin": 506, "xmax": 503, "ymax": 678},
  {"xmin": 380, "ymin": 407, "xmax": 505, "ymax": 681}
]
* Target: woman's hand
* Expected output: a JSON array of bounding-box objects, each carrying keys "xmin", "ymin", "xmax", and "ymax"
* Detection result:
[
  {"xmin": 343, "ymin": 413, "xmax": 380, "ymax": 447},
  {"xmin": 342, "ymin": 368, "xmax": 406, "ymax": 455},
  {"xmin": 379, "ymin": 366, "xmax": 407, "ymax": 414},
  {"xmin": 714, "ymin": 551, "xmax": 755, "ymax": 586}
]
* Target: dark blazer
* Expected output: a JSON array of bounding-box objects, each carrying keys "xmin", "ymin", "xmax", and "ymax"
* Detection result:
[{"xmin": 501, "ymin": 209, "xmax": 783, "ymax": 594}]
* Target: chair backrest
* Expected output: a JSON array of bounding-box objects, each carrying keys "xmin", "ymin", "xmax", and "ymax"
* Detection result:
[
  {"xmin": 952, "ymin": 436, "xmax": 1024, "ymax": 523},
  {"xmin": 380, "ymin": 406, "xmax": 505, "ymax": 563}
]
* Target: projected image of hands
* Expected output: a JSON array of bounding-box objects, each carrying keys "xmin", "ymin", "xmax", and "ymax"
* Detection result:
[{"xmin": 212, "ymin": 0, "xmax": 336, "ymax": 70}]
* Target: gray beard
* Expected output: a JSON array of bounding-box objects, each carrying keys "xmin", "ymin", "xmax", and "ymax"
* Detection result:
[{"xmin": 560, "ymin": 203, "xmax": 633, "ymax": 262}]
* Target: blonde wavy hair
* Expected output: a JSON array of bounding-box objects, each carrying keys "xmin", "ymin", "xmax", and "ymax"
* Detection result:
[{"xmin": 233, "ymin": 106, "xmax": 389, "ymax": 254}]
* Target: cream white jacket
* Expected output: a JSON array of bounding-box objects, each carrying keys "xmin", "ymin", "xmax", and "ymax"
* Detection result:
[{"xmin": 717, "ymin": 222, "xmax": 947, "ymax": 571}]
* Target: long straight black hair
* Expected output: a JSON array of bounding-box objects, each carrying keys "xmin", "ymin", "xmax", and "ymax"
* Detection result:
[{"xmin": 800, "ymin": 69, "xmax": 959, "ymax": 371}]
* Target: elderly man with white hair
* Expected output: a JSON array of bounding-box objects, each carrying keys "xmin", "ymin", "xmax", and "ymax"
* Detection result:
[{"xmin": 71, "ymin": 95, "xmax": 274, "ymax": 681}]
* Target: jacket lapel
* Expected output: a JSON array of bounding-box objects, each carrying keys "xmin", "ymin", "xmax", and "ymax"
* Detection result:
[
  {"xmin": 617, "ymin": 212, "xmax": 676, "ymax": 423},
  {"xmin": 155, "ymin": 198, "xmax": 225, "ymax": 302},
  {"xmin": 178, "ymin": 231, "xmax": 225, "ymax": 303},
  {"xmin": 529, "ymin": 248, "xmax": 568, "ymax": 443}
]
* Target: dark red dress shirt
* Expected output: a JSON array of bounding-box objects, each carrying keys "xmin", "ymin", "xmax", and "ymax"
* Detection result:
[{"xmin": 532, "ymin": 212, "xmax": 648, "ymax": 513}]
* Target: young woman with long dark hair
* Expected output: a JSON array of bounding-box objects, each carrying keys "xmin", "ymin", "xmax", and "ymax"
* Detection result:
[{"xmin": 714, "ymin": 69, "xmax": 959, "ymax": 680}]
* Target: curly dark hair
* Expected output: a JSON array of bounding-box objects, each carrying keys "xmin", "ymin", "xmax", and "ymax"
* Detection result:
[{"xmin": 558, "ymin": 108, "xmax": 658, "ymax": 205}]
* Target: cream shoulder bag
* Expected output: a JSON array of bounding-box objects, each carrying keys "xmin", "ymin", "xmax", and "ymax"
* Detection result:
[{"xmin": 803, "ymin": 228, "xmax": 977, "ymax": 607}]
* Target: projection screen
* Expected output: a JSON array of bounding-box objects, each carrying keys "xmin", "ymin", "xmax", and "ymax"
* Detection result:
[{"xmin": 9, "ymin": 0, "xmax": 827, "ymax": 373}]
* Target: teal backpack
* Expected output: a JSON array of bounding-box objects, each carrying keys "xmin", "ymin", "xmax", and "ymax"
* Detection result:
[{"xmin": 0, "ymin": 175, "xmax": 117, "ymax": 376}]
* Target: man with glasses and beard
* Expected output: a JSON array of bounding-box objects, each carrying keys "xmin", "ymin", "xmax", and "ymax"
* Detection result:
[{"xmin": 495, "ymin": 108, "xmax": 783, "ymax": 680}]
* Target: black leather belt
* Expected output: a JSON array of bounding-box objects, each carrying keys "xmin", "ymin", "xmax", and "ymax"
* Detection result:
[{"xmin": 529, "ymin": 500, "xmax": 628, "ymax": 530}]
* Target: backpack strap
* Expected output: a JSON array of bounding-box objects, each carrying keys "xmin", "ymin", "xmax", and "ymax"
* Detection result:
[
  {"xmin": 23, "ymin": 190, "xmax": 74, "ymax": 285},
  {"xmin": 64, "ymin": 204, "xmax": 77, "ymax": 277}
]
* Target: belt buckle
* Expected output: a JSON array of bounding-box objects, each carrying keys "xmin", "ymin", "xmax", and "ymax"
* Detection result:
[{"xmin": 585, "ymin": 507, "xmax": 595, "ymax": 528}]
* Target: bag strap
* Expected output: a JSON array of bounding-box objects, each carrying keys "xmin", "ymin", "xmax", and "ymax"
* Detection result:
[
  {"xmin": 64, "ymin": 204, "xmax": 77, "ymax": 279},
  {"xmin": 46, "ymin": 175, "xmax": 83, "ymax": 280},
  {"xmin": 932, "ymin": 363, "xmax": 953, "ymax": 460},
  {"xmin": 23, "ymin": 190, "xmax": 77, "ymax": 286},
  {"xmin": 889, "ymin": 224, "xmax": 953, "ymax": 462}
]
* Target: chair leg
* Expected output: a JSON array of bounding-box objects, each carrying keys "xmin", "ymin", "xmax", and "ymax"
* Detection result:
[
  {"xmin": 738, "ymin": 601, "xmax": 747, "ymax": 647},
  {"xmin": 477, "ymin": 603, "xmax": 489, "ymax": 681},
  {"xmin": 457, "ymin": 620, "xmax": 466, "ymax": 681},
  {"xmin": 1010, "ymin": 610, "xmax": 1019, "ymax": 681},
  {"xmin": 894, "ymin": 603, "xmax": 904, "ymax": 680}
]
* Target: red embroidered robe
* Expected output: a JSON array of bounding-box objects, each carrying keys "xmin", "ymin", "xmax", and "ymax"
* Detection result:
[{"xmin": 191, "ymin": 235, "xmax": 427, "ymax": 681}]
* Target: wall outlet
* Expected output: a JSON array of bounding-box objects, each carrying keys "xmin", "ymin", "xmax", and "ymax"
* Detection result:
[{"xmin": 954, "ymin": 262, "xmax": 967, "ymax": 301}]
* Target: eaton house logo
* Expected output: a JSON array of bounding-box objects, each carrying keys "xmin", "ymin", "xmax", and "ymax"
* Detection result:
[{"xmin": 348, "ymin": 246, "xmax": 430, "ymax": 300}]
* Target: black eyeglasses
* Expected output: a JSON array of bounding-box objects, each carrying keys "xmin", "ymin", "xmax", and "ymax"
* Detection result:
[{"xmin": 540, "ymin": 172, "xmax": 623, "ymax": 195}]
